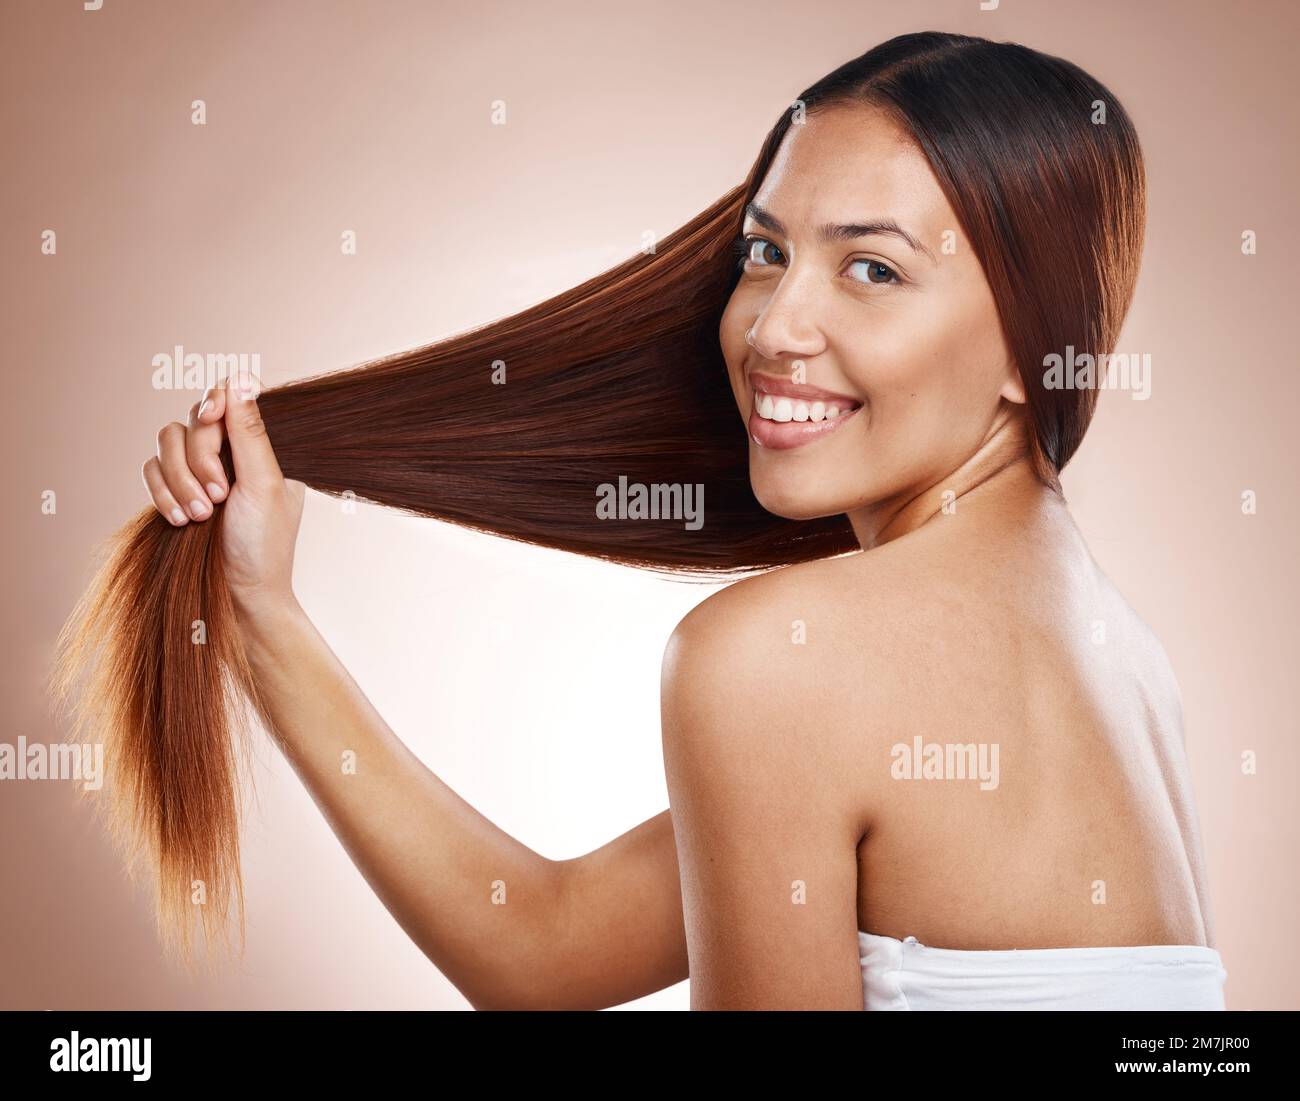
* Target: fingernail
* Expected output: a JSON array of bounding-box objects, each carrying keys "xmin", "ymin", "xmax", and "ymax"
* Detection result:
[
  {"xmin": 169, "ymin": 507, "xmax": 187, "ymax": 525},
  {"xmin": 189, "ymin": 499, "xmax": 209, "ymax": 518},
  {"xmin": 237, "ymin": 367, "xmax": 255, "ymax": 400},
  {"xmin": 198, "ymin": 399, "xmax": 211, "ymax": 418},
  {"xmin": 206, "ymin": 481, "xmax": 225, "ymax": 501}
]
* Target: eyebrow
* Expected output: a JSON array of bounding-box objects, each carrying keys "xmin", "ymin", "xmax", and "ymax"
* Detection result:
[{"xmin": 743, "ymin": 201, "xmax": 935, "ymax": 261}]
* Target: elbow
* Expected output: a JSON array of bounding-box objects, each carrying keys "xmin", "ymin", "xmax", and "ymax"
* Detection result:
[{"xmin": 449, "ymin": 859, "xmax": 598, "ymax": 1012}]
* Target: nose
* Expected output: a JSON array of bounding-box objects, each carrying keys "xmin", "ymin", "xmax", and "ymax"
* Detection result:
[{"xmin": 744, "ymin": 274, "xmax": 826, "ymax": 364}]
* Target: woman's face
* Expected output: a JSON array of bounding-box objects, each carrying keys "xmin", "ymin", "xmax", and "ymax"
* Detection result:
[{"xmin": 720, "ymin": 103, "xmax": 1025, "ymax": 523}]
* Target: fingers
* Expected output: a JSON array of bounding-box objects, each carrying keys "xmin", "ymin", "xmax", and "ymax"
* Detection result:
[
  {"xmin": 156, "ymin": 422, "xmax": 213, "ymax": 521},
  {"xmin": 186, "ymin": 386, "xmax": 229, "ymax": 503},
  {"xmin": 142, "ymin": 456, "xmax": 189, "ymax": 526},
  {"xmin": 194, "ymin": 384, "xmax": 226, "ymax": 429},
  {"xmin": 144, "ymin": 374, "xmax": 280, "ymax": 526},
  {"xmin": 223, "ymin": 367, "xmax": 284, "ymax": 493},
  {"xmin": 149, "ymin": 383, "xmax": 227, "ymax": 524}
]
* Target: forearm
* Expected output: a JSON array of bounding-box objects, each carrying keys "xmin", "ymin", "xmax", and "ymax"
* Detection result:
[{"xmin": 234, "ymin": 597, "xmax": 564, "ymax": 1009}]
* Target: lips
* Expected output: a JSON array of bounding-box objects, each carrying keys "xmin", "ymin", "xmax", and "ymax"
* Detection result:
[
  {"xmin": 748, "ymin": 372, "xmax": 863, "ymax": 407},
  {"xmin": 746, "ymin": 371, "xmax": 863, "ymax": 451}
]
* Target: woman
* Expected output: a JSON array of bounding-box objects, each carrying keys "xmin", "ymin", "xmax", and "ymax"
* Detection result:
[{"xmin": 57, "ymin": 31, "xmax": 1224, "ymax": 1009}]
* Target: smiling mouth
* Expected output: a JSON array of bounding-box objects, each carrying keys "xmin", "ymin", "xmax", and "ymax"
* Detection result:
[
  {"xmin": 753, "ymin": 391, "xmax": 859, "ymax": 423},
  {"xmin": 747, "ymin": 373, "xmax": 863, "ymax": 451}
]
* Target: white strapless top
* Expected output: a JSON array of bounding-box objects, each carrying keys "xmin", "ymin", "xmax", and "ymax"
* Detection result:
[{"xmin": 858, "ymin": 931, "xmax": 1227, "ymax": 1010}]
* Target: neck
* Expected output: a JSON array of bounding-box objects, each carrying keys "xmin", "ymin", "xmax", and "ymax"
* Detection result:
[{"xmin": 846, "ymin": 412, "xmax": 1053, "ymax": 551}]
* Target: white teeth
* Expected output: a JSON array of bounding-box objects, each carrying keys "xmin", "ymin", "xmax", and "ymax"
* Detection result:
[{"xmin": 754, "ymin": 389, "xmax": 857, "ymax": 423}]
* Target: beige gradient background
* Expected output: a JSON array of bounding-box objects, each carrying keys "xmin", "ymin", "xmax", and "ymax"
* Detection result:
[{"xmin": 1, "ymin": 0, "xmax": 1296, "ymax": 1010}]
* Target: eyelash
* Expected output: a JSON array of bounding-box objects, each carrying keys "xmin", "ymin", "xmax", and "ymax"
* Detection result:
[{"xmin": 730, "ymin": 233, "xmax": 903, "ymax": 287}]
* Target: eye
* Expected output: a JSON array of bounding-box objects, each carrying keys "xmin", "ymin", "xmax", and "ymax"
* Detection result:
[
  {"xmin": 732, "ymin": 233, "xmax": 785, "ymax": 271},
  {"xmin": 848, "ymin": 258, "xmax": 900, "ymax": 285}
]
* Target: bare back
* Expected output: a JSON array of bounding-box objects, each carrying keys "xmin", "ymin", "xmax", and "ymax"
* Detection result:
[{"xmin": 780, "ymin": 468, "xmax": 1215, "ymax": 952}]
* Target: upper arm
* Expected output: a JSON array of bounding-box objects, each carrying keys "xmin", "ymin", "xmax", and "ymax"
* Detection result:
[
  {"xmin": 660, "ymin": 580, "xmax": 869, "ymax": 1010},
  {"xmin": 546, "ymin": 810, "xmax": 689, "ymax": 1010}
]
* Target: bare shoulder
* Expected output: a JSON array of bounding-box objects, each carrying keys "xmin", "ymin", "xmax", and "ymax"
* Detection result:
[
  {"xmin": 1095, "ymin": 570, "xmax": 1188, "ymax": 734},
  {"xmin": 659, "ymin": 549, "xmax": 923, "ymax": 825},
  {"xmin": 667, "ymin": 552, "xmax": 868, "ymax": 677},
  {"xmin": 661, "ymin": 544, "xmax": 937, "ymax": 694}
]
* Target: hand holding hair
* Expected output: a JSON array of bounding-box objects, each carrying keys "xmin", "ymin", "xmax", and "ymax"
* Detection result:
[{"xmin": 143, "ymin": 370, "xmax": 305, "ymax": 613}]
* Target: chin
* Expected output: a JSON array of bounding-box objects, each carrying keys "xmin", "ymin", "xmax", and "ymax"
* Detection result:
[{"xmin": 748, "ymin": 466, "xmax": 857, "ymax": 522}]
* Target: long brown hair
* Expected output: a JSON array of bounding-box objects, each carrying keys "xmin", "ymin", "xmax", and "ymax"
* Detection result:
[{"xmin": 52, "ymin": 31, "xmax": 1146, "ymax": 962}]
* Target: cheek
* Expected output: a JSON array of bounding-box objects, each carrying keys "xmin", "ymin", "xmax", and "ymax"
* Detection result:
[
  {"xmin": 718, "ymin": 293, "xmax": 748, "ymax": 364},
  {"xmin": 854, "ymin": 291, "xmax": 1000, "ymax": 407},
  {"xmin": 839, "ymin": 321, "xmax": 937, "ymax": 407},
  {"xmin": 718, "ymin": 293, "xmax": 753, "ymax": 405},
  {"xmin": 854, "ymin": 304, "xmax": 1009, "ymax": 470}
]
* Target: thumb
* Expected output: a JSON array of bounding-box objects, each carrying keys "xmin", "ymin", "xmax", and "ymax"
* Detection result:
[{"xmin": 223, "ymin": 367, "xmax": 284, "ymax": 493}]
